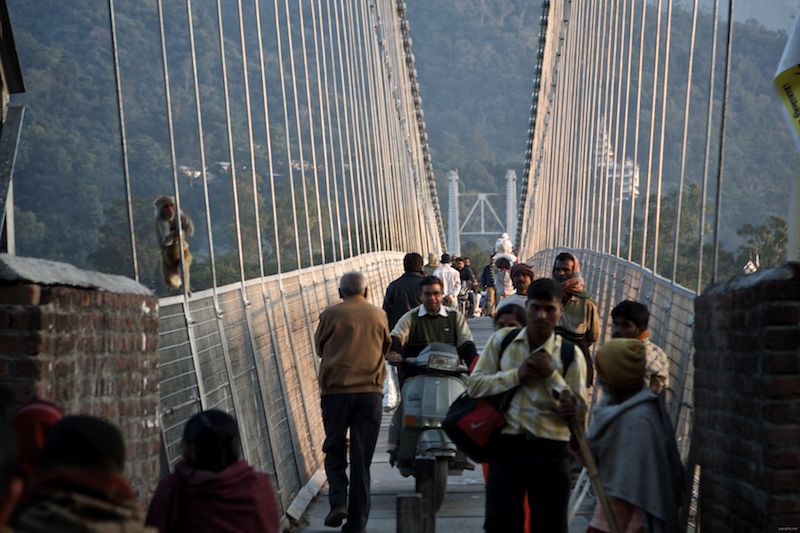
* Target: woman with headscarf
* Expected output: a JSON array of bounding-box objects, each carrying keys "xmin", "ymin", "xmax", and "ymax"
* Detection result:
[
  {"xmin": 12, "ymin": 399, "xmax": 63, "ymax": 487},
  {"xmin": 146, "ymin": 410, "xmax": 280, "ymax": 533},
  {"xmin": 552, "ymin": 251, "xmax": 601, "ymax": 385}
]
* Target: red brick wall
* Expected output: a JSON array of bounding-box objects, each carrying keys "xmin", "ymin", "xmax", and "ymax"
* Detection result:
[
  {"xmin": 694, "ymin": 262, "xmax": 800, "ymax": 531},
  {"xmin": 0, "ymin": 282, "xmax": 160, "ymax": 502}
]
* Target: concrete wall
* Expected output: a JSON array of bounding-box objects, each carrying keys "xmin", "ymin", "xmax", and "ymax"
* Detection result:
[
  {"xmin": 693, "ymin": 262, "xmax": 800, "ymax": 531},
  {"xmin": 156, "ymin": 252, "xmax": 404, "ymax": 520},
  {"xmin": 0, "ymin": 254, "xmax": 159, "ymax": 502}
]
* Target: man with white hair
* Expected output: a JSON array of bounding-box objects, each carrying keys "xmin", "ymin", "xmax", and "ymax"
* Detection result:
[{"xmin": 314, "ymin": 272, "xmax": 391, "ymax": 533}]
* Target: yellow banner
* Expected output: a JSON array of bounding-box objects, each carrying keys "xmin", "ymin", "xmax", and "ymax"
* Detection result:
[
  {"xmin": 775, "ymin": 65, "xmax": 800, "ymax": 150},
  {"xmin": 775, "ymin": 18, "xmax": 800, "ymax": 261}
]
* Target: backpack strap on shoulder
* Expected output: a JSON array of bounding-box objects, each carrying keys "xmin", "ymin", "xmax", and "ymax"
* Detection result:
[
  {"xmin": 559, "ymin": 338, "xmax": 576, "ymax": 375},
  {"xmin": 499, "ymin": 327, "xmax": 522, "ymax": 361}
]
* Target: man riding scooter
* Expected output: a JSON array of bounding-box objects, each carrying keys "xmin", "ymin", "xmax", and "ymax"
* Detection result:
[
  {"xmin": 386, "ymin": 275, "xmax": 479, "ymax": 509},
  {"xmin": 387, "ymin": 275, "xmax": 478, "ymax": 386}
]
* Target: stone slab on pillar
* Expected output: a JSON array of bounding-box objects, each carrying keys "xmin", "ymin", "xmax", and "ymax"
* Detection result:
[{"xmin": 0, "ymin": 254, "xmax": 159, "ymax": 503}]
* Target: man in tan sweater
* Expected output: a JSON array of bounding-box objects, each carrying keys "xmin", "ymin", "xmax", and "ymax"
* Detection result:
[{"xmin": 314, "ymin": 271, "xmax": 390, "ymax": 533}]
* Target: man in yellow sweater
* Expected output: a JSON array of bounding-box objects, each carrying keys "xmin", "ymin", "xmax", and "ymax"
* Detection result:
[{"xmin": 314, "ymin": 271, "xmax": 391, "ymax": 533}]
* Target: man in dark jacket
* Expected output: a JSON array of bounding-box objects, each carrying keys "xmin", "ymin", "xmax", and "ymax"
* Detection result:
[{"xmin": 383, "ymin": 252, "xmax": 424, "ymax": 329}]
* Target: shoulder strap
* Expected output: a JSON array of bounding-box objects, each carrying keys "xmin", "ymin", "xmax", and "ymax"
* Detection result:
[
  {"xmin": 499, "ymin": 328, "xmax": 522, "ymax": 362},
  {"xmin": 559, "ymin": 338, "xmax": 576, "ymax": 375},
  {"xmin": 496, "ymin": 327, "xmax": 523, "ymax": 411}
]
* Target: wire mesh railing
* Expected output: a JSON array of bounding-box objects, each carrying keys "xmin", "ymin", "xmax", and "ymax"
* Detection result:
[{"xmin": 157, "ymin": 251, "xmax": 404, "ymax": 517}]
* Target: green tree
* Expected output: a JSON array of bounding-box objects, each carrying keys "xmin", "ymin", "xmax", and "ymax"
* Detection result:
[{"xmin": 735, "ymin": 215, "xmax": 788, "ymax": 269}]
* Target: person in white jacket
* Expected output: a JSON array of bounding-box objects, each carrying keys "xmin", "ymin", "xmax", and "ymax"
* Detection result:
[{"xmin": 432, "ymin": 253, "xmax": 462, "ymax": 308}]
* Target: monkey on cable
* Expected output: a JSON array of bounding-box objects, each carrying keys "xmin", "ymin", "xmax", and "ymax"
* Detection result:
[{"xmin": 154, "ymin": 196, "xmax": 194, "ymax": 293}]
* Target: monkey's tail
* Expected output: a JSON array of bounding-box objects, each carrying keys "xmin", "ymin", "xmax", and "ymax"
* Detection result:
[{"xmin": 166, "ymin": 272, "xmax": 182, "ymax": 289}]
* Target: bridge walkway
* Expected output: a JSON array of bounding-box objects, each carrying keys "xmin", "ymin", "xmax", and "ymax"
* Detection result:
[{"xmin": 298, "ymin": 317, "xmax": 594, "ymax": 532}]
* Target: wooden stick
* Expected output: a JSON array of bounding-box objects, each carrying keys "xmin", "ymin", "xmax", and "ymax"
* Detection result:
[{"xmin": 561, "ymin": 390, "xmax": 622, "ymax": 533}]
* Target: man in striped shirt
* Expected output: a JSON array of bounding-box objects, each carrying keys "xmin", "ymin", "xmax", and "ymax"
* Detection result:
[{"xmin": 468, "ymin": 278, "xmax": 587, "ymax": 533}]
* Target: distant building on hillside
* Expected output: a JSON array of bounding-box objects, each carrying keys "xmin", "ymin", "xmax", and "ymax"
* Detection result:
[{"xmin": 595, "ymin": 118, "xmax": 640, "ymax": 203}]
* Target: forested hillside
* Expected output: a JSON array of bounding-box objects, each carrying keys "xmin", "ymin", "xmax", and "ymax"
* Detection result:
[
  {"xmin": 407, "ymin": 1, "xmax": 795, "ymax": 266},
  {"xmin": 4, "ymin": 0, "xmax": 795, "ymax": 289},
  {"xmin": 8, "ymin": 1, "xmax": 340, "ymax": 290}
]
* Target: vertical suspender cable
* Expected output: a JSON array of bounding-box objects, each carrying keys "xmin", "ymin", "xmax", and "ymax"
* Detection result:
[
  {"xmin": 254, "ymin": 0, "xmax": 284, "ymax": 275},
  {"xmin": 186, "ymin": 0, "xmax": 220, "ymax": 304},
  {"xmin": 652, "ymin": 0, "xmax": 673, "ymax": 275},
  {"xmin": 337, "ymin": 0, "xmax": 368, "ymax": 255},
  {"xmin": 373, "ymin": 4, "xmax": 403, "ymax": 252},
  {"xmin": 572, "ymin": 1, "xmax": 591, "ymax": 249},
  {"xmin": 343, "ymin": 1, "xmax": 374, "ymax": 253},
  {"xmin": 108, "ymin": 0, "xmax": 138, "ymax": 281},
  {"xmin": 296, "ymin": 0, "xmax": 327, "ymax": 264},
  {"xmin": 254, "ymin": 0, "xmax": 307, "ymax": 475},
  {"xmin": 627, "ymin": 0, "xmax": 648, "ymax": 260},
  {"xmin": 322, "ymin": 0, "xmax": 350, "ymax": 260},
  {"xmin": 351, "ymin": 2, "xmax": 379, "ymax": 252},
  {"xmin": 696, "ymin": 0, "xmax": 720, "ymax": 292},
  {"xmin": 331, "ymin": 0, "xmax": 360, "ymax": 256},
  {"xmin": 215, "ymin": 0, "xmax": 247, "ymax": 286},
  {"xmin": 577, "ymin": 2, "xmax": 599, "ymax": 248},
  {"xmin": 588, "ymin": 1, "xmax": 609, "ymax": 251},
  {"xmin": 213, "ymin": 0, "xmax": 253, "ymax": 462},
  {"xmin": 283, "ymin": 0, "xmax": 316, "ymax": 266},
  {"xmin": 272, "ymin": 0, "xmax": 306, "ymax": 269},
  {"xmin": 712, "ymin": 0, "xmax": 735, "ymax": 283},
  {"xmin": 156, "ymin": 0, "xmax": 190, "ymax": 299},
  {"xmin": 236, "ymin": 0, "xmax": 266, "ymax": 286},
  {"xmin": 365, "ymin": 2, "xmax": 394, "ymax": 252},
  {"xmin": 609, "ymin": 0, "xmax": 629, "ymax": 255},
  {"xmin": 356, "ymin": 1, "xmax": 386, "ymax": 253},
  {"xmin": 641, "ymin": 0, "xmax": 664, "ymax": 268},
  {"xmin": 671, "ymin": 0, "xmax": 700, "ymax": 282},
  {"xmin": 156, "ymin": 0, "xmax": 206, "ymax": 415},
  {"xmin": 589, "ymin": 0, "xmax": 608, "ymax": 251},
  {"xmin": 599, "ymin": 0, "xmax": 620, "ymax": 253},
  {"xmin": 309, "ymin": 0, "xmax": 339, "ymax": 263},
  {"xmin": 363, "ymin": 3, "xmax": 391, "ymax": 251},
  {"xmin": 616, "ymin": 0, "xmax": 636, "ymax": 257},
  {"xmin": 563, "ymin": 4, "xmax": 582, "ymax": 248}
]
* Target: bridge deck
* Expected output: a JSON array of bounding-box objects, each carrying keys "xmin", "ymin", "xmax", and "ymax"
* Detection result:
[{"xmin": 298, "ymin": 317, "xmax": 594, "ymax": 532}]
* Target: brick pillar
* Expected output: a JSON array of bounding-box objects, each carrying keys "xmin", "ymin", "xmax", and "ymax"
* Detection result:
[
  {"xmin": 694, "ymin": 262, "xmax": 800, "ymax": 531},
  {"xmin": 0, "ymin": 254, "xmax": 159, "ymax": 503}
]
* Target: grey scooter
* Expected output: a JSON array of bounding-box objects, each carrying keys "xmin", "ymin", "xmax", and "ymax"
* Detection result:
[{"xmin": 392, "ymin": 343, "xmax": 473, "ymax": 511}]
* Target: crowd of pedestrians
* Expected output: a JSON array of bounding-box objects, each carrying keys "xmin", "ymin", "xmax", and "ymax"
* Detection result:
[{"xmin": 0, "ymin": 244, "xmax": 683, "ymax": 533}]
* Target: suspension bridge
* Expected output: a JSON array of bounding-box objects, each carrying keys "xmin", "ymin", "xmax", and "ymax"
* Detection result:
[{"xmin": 0, "ymin": 0, "xmax": 797, "ymax": 531}]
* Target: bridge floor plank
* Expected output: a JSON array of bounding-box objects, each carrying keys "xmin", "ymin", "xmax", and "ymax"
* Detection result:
[{"xmin": 296, "ymin": 317, "xmax": 594, "ymax": 532}]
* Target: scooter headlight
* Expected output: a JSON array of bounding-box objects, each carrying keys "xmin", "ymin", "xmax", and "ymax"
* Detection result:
[{"xmin": 427, "ymin": 353, "xmax": 458, "ymax": 371}]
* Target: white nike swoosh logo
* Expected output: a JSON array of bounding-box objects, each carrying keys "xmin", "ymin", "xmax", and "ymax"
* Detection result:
[{"xmin": 470, "ymin": 421, "xmax": 486, "ymax": 429}]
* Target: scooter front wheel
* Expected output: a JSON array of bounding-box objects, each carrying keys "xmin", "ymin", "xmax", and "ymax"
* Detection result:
[{"xmin": 415, "ymin": 458, "xmax": 448, "ymax": 512}]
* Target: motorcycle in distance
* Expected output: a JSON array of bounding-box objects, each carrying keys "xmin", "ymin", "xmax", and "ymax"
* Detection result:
[{"xmin": 390, "ymin": 343, "xmax": 473, "ymax": 512}]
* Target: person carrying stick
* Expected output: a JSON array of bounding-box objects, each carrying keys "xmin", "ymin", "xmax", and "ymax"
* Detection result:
[{"xmin": 557, "ymin": 339, "xmax": 683, "ymax": 533}]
